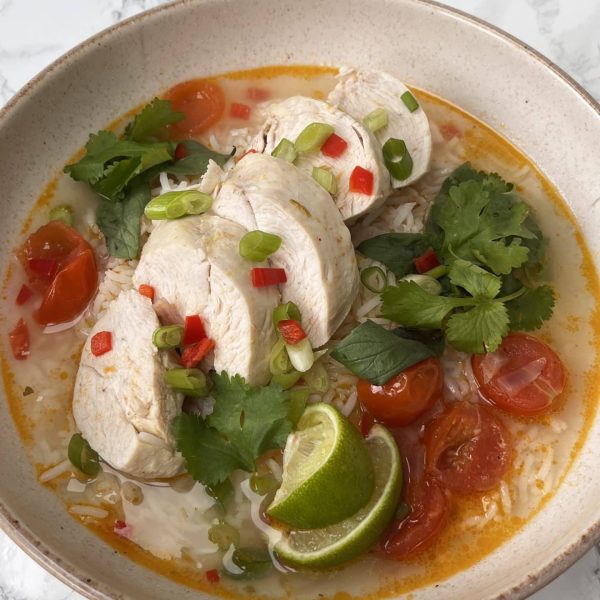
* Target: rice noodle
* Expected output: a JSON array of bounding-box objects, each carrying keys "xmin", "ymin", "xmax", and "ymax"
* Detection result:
[
  {"xmin": 39, "ymin": 459, "xmax": 71, "ymax": 483},
  {"xmin": 69, "ymin": 505, "xmax": 109, "ymax": 519}
]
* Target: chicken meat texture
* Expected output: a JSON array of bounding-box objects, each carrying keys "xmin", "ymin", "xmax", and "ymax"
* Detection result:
[
  {"xmin": 73, "ymin": 290, "xmax": 183, "ymax": 479},
  {"xmin": 133, "ymin": 215, "xmax": 278, "ymax": 386},
  {"xmin": 329, "ymin": 69, "xmax": 432, "ymax": 188},
  {"xmin": 214, "ymin": 152, "xmax": 359, "ymax": 348},
  {"xmin": 251, "ymin": 96, "xmax": 391, "ymax": 222}
]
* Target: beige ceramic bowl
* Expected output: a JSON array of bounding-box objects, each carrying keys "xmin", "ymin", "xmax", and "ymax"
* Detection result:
[{"xmin": 1, "ymin": 0, "xmax": 599, "ymax": 598}]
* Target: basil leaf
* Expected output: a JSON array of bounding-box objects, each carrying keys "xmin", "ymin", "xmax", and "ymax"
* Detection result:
[
  {"xmin": 331, "ymin": 320, "xmax": 435, "ymax": 385},
  {"xmin": 392, "ymin": 328, "xmax": 445, "ymax": 356},
  {"xmin": 165, "ymin": 140, "xmax": 231, "ymax": 177}
]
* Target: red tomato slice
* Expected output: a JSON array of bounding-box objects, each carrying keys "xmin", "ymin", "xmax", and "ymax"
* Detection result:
[
  {"xmin": 9, "ymin": 318, "xmax": 30, "ymax": 361},
  {"xmin": 357, "ymin": 358, "xmax": 443, "ymax": 427},
  {"xmin": 165, "ymin": 79, "xmax": 226, "ymax": 138},
  {"xmin": 471, "ymin": 333, "xmax": 566, "ymax": 416},
  {"xmin": 380, "ymin": 475, "xmax": 449, "ymax": 559},
  {"xmin": 424, "ymin": 402, "xmax": 511, "ymax": 494}
]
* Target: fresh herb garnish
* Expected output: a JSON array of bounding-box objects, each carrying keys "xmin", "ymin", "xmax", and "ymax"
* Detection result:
[{"xmin": 172, "ymin": 373, "xmax": 293, "ymax": 486}]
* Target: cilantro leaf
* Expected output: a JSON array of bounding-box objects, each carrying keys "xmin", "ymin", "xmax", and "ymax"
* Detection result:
[
  {"xmin": 506, "ymin": 285, "xmax": 555, "ymax": 331},
  {"xmin": 471, "ymin": 238, "xmax": 529, "ymax": 275},
  {"xmin": 448, "ymin": 259, "xmax": 501, "ymax": 298},
  {"xmin": 125, "ymin": 98, "xmax": 184, "ymax": 142},
  {"xmin": 446, "ymin": 300, "xmax": 509, "ymax": 353}
]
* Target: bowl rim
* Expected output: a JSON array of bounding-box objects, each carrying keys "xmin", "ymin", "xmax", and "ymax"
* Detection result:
[{"xmin": 1, "ymin": 1, "xmax": 599, "ymax": 598}]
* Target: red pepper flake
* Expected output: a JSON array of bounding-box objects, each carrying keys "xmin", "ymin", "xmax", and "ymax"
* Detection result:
[
  {"xmin": 230, "ymin": 102, "xmax": 251, "ymax": 120},
  {"xmin": 28, "ymin": 258, "xmax": 59, "ymax": 280},
  {"xmin": 182, "ymin": 315, "xmax": 207, "ymax": 346},
  {"xmin": 91, "ymin": 331, "xmax": 112, "ymax": 357},
  {"xmin": 349, "ymin": 166, "xmax": 374, "ymax": 195},
  {"xmin": 251, "ymin": 267, "xmax": 287, "ymax": 288},
  {"xmin": 15, "ymin": 284, "xmax": 33, "ymax": 306},
  {"xmin": 113, "ymin": 519, "xmax": 132, "ymax": 537},
  {"xmin": 181, "ymin": 338, "xmax": 215, "ymax": 368},
  {"xmin": 247, "ymin": 87, "xmax": 270, "ymax": 102},
  {"xmin": 9, "ymin": 318, "xmax": 30, "ymax": 361},
  {"xmin": 138, "ymin": 284, "xmax": 155, "ymax": 302},
  {"xmin": 174, "ymin": 142, "xmax": 188, "ymax": 160},
  {"xmin": 321, "ymin": 133, "xmax": 348, "ymax": 158},
  {"xmin": 277, "ymin": 319, "xmax": 306, "ymax": 345},
  {"xmin": 206, "ymin": 569, "xmax": 220, "ymax": 584},
  {"xmin": 413, "ymin": 248, "xmax": 440, "ymax": 274},
  {"xmin": 439, "ymin": 122, "xmax": 460, "ymax": 141}
]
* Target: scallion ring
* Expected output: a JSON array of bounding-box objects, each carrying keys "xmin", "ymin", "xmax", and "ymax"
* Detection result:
[
  {"xmin": 294, "ymin": 122, "xmax": 334, "ymax": 153},
  {"xmin": 303, "ymin": 360, "xmax": 329, "ymax": 393},
  {"xmin": 269, "ymin": 337, "xmax": 291, "ymax": 375},
  {"xmin": 272, "ymin": 370, "xmax": 303, "ymax": 390},
  {"xmin": 286, "ymin": 337, "xmax": 314, "ymax": 373},
  {"xmin": 145, "ymin": 190, "xmax": 213, "ymax": 220},
  {"xmin": 49, "ymin": 204, "xmax": 74, "ymax": 226},
  {"xmin": 360, "ymin": 266, "xmax": 387, "ymax": 293},
  {"xmin": 401, "ymin": 91, "xmax": 419, "ymax": 112},
  {"xmin": 272, "ymin": 301, "xmax": 302, "ymax": 328},
  {"xmin": 239, "ymin": 230, "xmax": 282, "ymax": 262},
  {"xmin": 68, "ymin": 433, "xmax": 101, "ymax": 477},
  {"xmin": 152, "ymin": 325, "xmax": 183, "ymax": 349},
  {"xmin": 382, "ymin": 138, "xmax": 413, "ymax": 181},
  {"xmin": 164, "ymin": 368, "xmax": 209, "ymax": 397},
  {"xmin": 312, "ymin": 167, "xmax": 337, "ymax": 195},
  {"xmin": 363, "ymin": 108, "xmax": 388, "ymax": 133},
  {"xmin": 271, "ymin": 138, "xmax": 298, "ymax": 163}
]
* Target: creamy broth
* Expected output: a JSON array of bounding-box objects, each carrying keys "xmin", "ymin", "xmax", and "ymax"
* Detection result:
[{"xmin": 2, "ymin": 65, "xmax": 599, "ymax": 599}]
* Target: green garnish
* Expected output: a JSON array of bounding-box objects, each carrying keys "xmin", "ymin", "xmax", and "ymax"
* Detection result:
[
  {"xmin": 271, "ymin": 138, "xmax": 298, "ymax": 163},
  {"xmin": 68, "ymin": 433, "xmax": 101, "ymax": 477},
  {"xmin": 400, "ymin": 274, "xmax": 442, "ymax": 296},
  {"xmin": 165, "ymin": 368, "xmax": 209, "ymax": 397},
  {"xmin": 294, "ymin": 122, "xmax": 334, "ymax": 153},
  {"xmin": 382, "ymin": 138, "xmax": 413, "ymax": 181},
  {"xmin": 152, "ymin": 325, "xmax": 183, "ymax": 349},
  {"xmin": 239, "ymin": 230, "xmax": 282, "ymax": 262},
  {"xmin": 250, "ymin": 474, "xmax": 280, "ymax": 496},
  {"xmin": 363, "ymin": 108, "xmax": 388, "ymax": 133},
  {"xmin": 222, "ymin": 547, "xmax": 272, "ymax": 580},
  {"xmin": 49, "ymin": 205, "xmax": 74, "ymax": 226},
  {"xmin": 312, "ymin": 167, "xmax": 337, "ymax": 195},
  {"xmin": 145, "ymin": 190, "xmax": 212, "ymax": 220},
  {"xmin": 302, "ymin": 360, "xmax": 329, "ymax": 393},
  {"xmin": 400, "ymin": 91, "xmax": 419, "ymax": 112},
  {"xmin": 272, "ymin": 301, "xmax": 301, "ymax": 328},
  {"xmin": 360, "ymin": 266, "xmax": 387, "ymax": 293},
  {"xmin": 287, "ymin": 387, "xmax": 309, "ymax": 425},
  {"xmin": 208, "ymin": 520, "xmax": 240, "ymax": 550}
]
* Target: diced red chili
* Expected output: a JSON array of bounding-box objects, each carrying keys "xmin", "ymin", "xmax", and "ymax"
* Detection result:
[
  {"xmin": 230, "ymin": 102, "xmax": 251, "ymax": 120},
  {"xmin": 349, "ymin": 166, "xmax": 374, "ymax": 195},
  {"xmin": 113, "ymin": 519, "xmax": 131, "ymax": 537},
  {"xmin": 413, "ymin": 248, "xmax": 440, "ymax": 274},
  {"xmin": 251, "ymin": 267, "xmax": 287, "ymax": 288},
  {"xmin": 206, "ymin": 569, "xmax": 220, "ymax": 584},
  {"xmin": 277, "ymin": 319, "xmax": 306, "ymax": 345},
  {"xmin": 247, "ymin": 87, "xmax": 270, "ymax": 102},
  {"xmin": 321, "ymin": 133, "xmax": 348, "ymax": 158},
  {"xmin": 114, "ymin": 520, "xmax": 127, "ymax": 530},
  {"xmin": 91, "ymin": 331, "xmax": 112, "ymax": 357},
  {"xmin": 16, "ymin": 284, "xmax": 33, "ymax": 306},
  {"xmin": 9, "ymin": 318, "xmax": 30, "ymax": 361},
  {"xmin": 181, "ymin": 338, "xmax": 215, "ymax": 368},
  {"xmin": 174, "ymin": 142, "xmax": 188, "ymax": 160},
  {"xmin": 28, "ymin": 258, "xmax": 59, "ymax": 281},
  {"xmin": 138, "ymin": 284, "xmax": 155, "ymax": 302},
  {"xmin": 183, "ymin": 315, "xmax": 207, "ymax": 346},
  {"xmin": 439, "ymin": 122, "xmax": 460, "ymax": 141}
]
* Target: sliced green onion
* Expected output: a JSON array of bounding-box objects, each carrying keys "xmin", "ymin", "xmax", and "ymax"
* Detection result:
[
  {"xmin": 303, "ymin": 360, "xmax": 329, "ymax": 393},
  {"xmin": 164, "ymin": 368, "xmax": 209, "ymax": 397},
  {"xmin": 312, "ymin": 167, "xmax": 337, "ymax": 195},
  {"xmin": 363, "ymin": 108, "xmax": 388, "ymax": 133},
  {"xmin": 223, "ymin": 547, "xmax": 272, "ymax": 581},
  {"xmin": 272, "ymin": 301, "xmax": 302, "ymax": 329},
  {"xmin": 424, "ymin": 265, "xmax": 448, "ymax": 280},
  {"xmin": 286, "ymin": 337, "xmax": 314, "ymax": 373},
  {"xmin": 68, "ymin": 433, "xmax": 101, "ymax": 477},
  {"xmin": 401, "ymin": 91, "xmax": 419, "ymax": 113},
  {"xmin": 401, "ymin": 274, "xmax": 443, "ymax": 295},
  {"xmin": 269, "ymin": 337, "xmax": 291, "ymax": 375},
  {"xmin": 250, "ymin": 474, "xmax": 280, "ymax": 496},
  {"xmin": 294, "ymin": 122, "xmax": 334, "ymax": 153},
  {"xmin": 152, "ymin": 325, "xmax": 183, "ymax": 349},
  {"xmin": 239, "ymin": 230, "xmax": 282, "ymax": 262},
  {"xmin": 287, "ymin": 387, "xmax": 310, "ymax": 426},
  {"xmin": 49, "ymin": 204, "xmax": 74, "ymax": 226},
  {"xmin": 208, "ymin": 520, "xmax": 240, "ymax": 551},
  {"xmin": 271, "ymin": 138, "xmax": 298, "ymax": 163},
  {"xmin": 360, "ymin": 266, "xmax": 387, "ymax": 293},
  {"xmin": 272, "ymin": 370, "xmax": 303, "ymax": 390},
  {"xmin": 382, "ymin": 138, "xmax": 413, "ymax": 181},
  {"xmin": 145, "ymin": 190, "xmax": 212, "ymax": 220}
]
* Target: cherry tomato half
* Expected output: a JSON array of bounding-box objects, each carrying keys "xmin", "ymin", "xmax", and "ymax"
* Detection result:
[
  {"xmin": 424, "ymin": 402, "xmax": 511, "ymax": 494},
  {"xmin": 357, "ymin": 358, "xmax": 443, "ymax": 427},
  {"xmin": 165, "ymin": 79, "xmax": 225, "ymax": 138},
  {"xmin": 472, "ymin": 333, "xmax": 566, "ymax": 416},
  {"xmin": 19, "ymin": 221, "xmax": 98, "ymax": 325}
]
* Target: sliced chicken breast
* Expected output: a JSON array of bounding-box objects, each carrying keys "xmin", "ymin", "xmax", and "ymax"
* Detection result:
[
  {"xmin": 251, "ymin": 96, "xmax": 390, "ymax": 221},
  {"xmin": 73, "ymin": 290, "xmax": 183, "ymax": 479},
  {"xmin": 133, "ymin": 215, "xmax": 278, "ymax": 386},
  {"xmin": 214, "ymin": 153, "xmax": 359, "ymax": 347},
  {"xmin": 329, "ymin": 69, "xmax": 432, "ymax": 187}
]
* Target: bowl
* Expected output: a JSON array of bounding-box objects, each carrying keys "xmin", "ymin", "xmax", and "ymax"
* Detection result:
[{"xmin": 1, "ymin": 0, "xmax": 599, "ymax": 598}]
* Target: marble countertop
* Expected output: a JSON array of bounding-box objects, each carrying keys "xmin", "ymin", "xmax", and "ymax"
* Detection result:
[{"xmin": 1, "ymin": 0, "xmax": 599, "ymax": 598}]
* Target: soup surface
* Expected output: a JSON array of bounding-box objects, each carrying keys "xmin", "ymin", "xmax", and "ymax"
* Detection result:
[{"xmin": 2, "ymin": 65, "xmax": 599, "ymax": 599}]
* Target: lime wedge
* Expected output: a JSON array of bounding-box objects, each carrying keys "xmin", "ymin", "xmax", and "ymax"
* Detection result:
[
  {"xmin": 267, "ymin": 403, "xmax": 374, "ymax": 529},
  {"xmin": 273, "ymin": 424, "xmax": 402, "ymax": 569}
]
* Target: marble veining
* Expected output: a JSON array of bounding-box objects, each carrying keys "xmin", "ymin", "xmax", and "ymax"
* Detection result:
[{"xmin": 0, "ymin": 0, "xmax": 599, "ymax": 598}]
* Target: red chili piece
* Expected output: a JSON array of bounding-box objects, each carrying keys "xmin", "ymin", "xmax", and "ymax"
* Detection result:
[
  {"xmin": 349, "ymin": 166, "xmax": 374, "ymax": 195},
  {"xmin": 251, "ymin": 267, "xmax": 287, "ymax": 288},
  {"xmin": 277, "ymin": 319, "xmax": 306, "ymax": 345},
  {"xmin": 181, "ymin": 338, "xmax": 215, "ymax": 368},
  {"xmin": 206, "ymin": 569, "xmax": 220, "ymax": 584},
  {"xmin": 321, "ymin": 133, "xmax": 348, "ymax": 158},
  {"xmin": 230, "ymin": 102, "xmax": 251, "ymax": 120},
  {"xmin": 16, "ymin": 284, "xmax": 33, "ymax": 306},
  {"xmin": 247, "ymin": 87, "xmax": 270, "ymax": 102},
  {"xmin": 174, "ymin": 143, "xmax": 188, "ymax": 160},
  {"xmin": 91, "ymin": 331, "xmax": 112, "ymax": 357},
  {"xmin": 183, "ymin": 315, "xmax": 207, "ymax": 346},
  {"xmin": 138, "ymin": 284, "xmax": 155, "ymax": 302},
  {"xmin": 413, "ymin": 248, "xmax": 440, "ymax": 273},
  {"xmin": 9, "ymin": 318, "xmax": 30, "ymax": 361}
]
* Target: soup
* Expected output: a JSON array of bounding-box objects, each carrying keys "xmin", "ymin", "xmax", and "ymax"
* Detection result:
[{"xmin": 2, "ymin": 65, "xmax": 599, "ymax": 599}]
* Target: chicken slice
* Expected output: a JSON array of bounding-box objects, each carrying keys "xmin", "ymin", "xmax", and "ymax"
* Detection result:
[
  {"xmin": 133, "ymin": 215, "xmax": 278, "ymax": 386},
  {"xmin": 214, "ymin": 153, "xmax": 359, "ymax": 348},
  {"xmin": 328, "ymin": 69, "xmax": 432, "ymax": 187},
  {"xmin": 73, "ymin": 290, "xmax": 183, "ymax": 479},
  {"xmin": 251, "ymin": 96, "xmax": 390, "ymax": 221}
]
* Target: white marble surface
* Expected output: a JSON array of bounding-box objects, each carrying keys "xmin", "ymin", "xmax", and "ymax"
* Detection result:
[{"xmin": 1, "ymin": 0, "xmax": 599, "ymax": 598}]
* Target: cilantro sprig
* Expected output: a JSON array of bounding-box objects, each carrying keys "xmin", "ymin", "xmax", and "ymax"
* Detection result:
[{"xmin": 172, "ymin": 373, "xmax": 293, "ymax": 486}]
